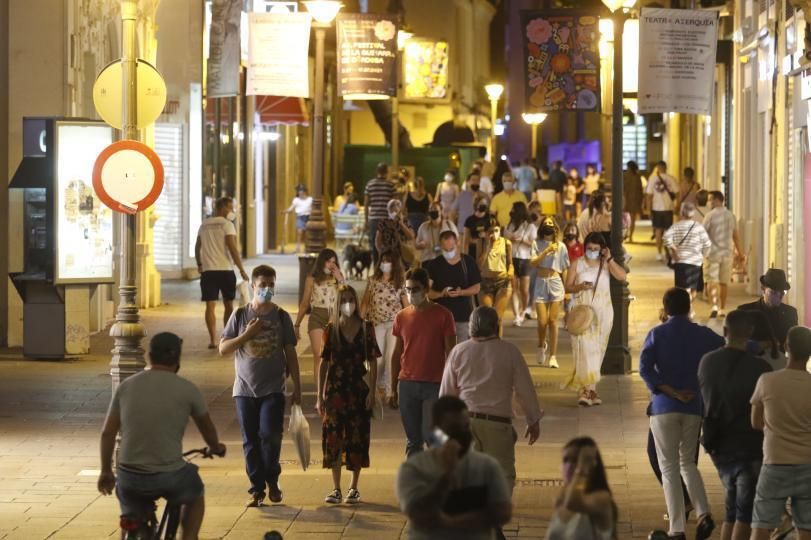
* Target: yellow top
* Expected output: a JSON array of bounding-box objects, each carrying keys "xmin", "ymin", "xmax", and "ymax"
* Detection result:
[{"xmin": 490, "ymin": 190, "xmax": 528, "ymax": 228}]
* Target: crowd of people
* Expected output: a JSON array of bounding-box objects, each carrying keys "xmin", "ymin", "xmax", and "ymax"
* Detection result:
[{"xmin": 96, "ymin": 159, "xmax": 811, "ymax": 540}]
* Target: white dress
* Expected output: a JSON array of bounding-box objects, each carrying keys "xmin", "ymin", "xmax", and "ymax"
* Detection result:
[{"xmin": 566, "ymin": 258, "xmax": 613, "ymax": 390}]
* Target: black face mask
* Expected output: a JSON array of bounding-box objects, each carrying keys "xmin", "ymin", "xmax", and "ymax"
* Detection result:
[
  {"xmin": 564, "ymin": 234, "xmax": 577, "ymax": 242},
  {"xmin": 470, "ymin": 184, "xmax": 480, "ymax": 191},
  {"xmin": 477, "ymin": 204, "xmax": 488, "ymax": 213},
  {"xmin": 428, "ymin": 210, "xmax": 440, "ymax": 220},
  {"xmin": 530, "ymin": 213, "xmax": 540, "ymax": 222},
  {"xmin": 541, "ymin": 225, "xmax": 555, "ymax": 236}
]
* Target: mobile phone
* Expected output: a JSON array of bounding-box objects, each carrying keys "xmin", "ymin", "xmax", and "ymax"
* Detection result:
[{"xmin": 428, "ymin": 427, "xmax": 449, "ymax": 448}]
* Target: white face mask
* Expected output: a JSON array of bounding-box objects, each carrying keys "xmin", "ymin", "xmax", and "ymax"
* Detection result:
[
  {"xmin": 407, "ymin": 290, "xmax": 426, "ymax": 305},
  {"xmin": 380, "ymin": 262, "xmax": 393, "ymax": 273},
  {"xmin": 226, "ymin": 211, "xmax": 236, "ymax": 221},
  {"xmin": 444, "ymin": 174, "xmax": 454, "ymax": 182},
  {"xmin": 340, "ymin": 302, "xmax": 356, "ymax": 317},
  {"xmin": 503, "ymin": 181, "xmax": 514, "ymax": 191},
  {"xmin": 389, "ymin": 210, "xmax": 400, "ymax": 220},
  {"xmin": 585, "ymin": 249, "xmax": 600, "ymax": 260},
  {"xmin": 443, "ymin": 249, "xmax": 457, "ymax": 260}
]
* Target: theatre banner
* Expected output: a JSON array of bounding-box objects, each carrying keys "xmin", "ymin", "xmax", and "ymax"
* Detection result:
[
  {"xmin": 246, "ymin": 12, "xmax": 311, "ymax": 97},
  {"xmin": 520, "ymin": 11, "xmax": 601, "ymax": 112},
  {"xmin": 337, "ymin": 14, "xmax": 398, "ymax": 99},
  {"xmin": 638, "ymin": 7, "xmax": 718, "ymax": 115},
  {"xmin": 207, "ymin": 0, "xmax": 242, "ymax": 97}
]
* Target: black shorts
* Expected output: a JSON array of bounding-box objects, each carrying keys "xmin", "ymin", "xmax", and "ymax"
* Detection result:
[
  {"xmin": 512, "ymin": 258, "xmax": 532, "ymax": 278},
  {"xmin": 200, "ymin": 270, "xmax": 236, "ymax": 302},
  {"xmin": 673, "ymin": 263, "xmax": 702, "ymax": 290},
  {"xmin": 652, "ymin": 210, "xmax": 674, "ymax": 230}
]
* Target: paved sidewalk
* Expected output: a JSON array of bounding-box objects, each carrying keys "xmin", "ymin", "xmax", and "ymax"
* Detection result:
[{"xmin": 0, "ymin": 223, "xmax": 758, "ymax": 539}]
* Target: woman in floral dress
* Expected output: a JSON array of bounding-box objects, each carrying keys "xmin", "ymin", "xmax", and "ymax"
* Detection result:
[
  {"xmin": 360, "ymin": 251, "xmax": 407, "ymax": 405},
  {"xmin": 316, "ymin": 284, "xmax": 380, "ymax": 505}
]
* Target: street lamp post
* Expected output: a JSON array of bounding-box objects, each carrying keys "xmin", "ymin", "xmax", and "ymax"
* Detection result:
[
  {"xmin": 485, "ymin": 83, "xmax": 504, "ymax": 160},
  {"xmin": 521, "ymin": 113, "xmax": 548, "ymax": 160},
  {"xmin": 601, "ymin": 0, "xmax": 635, "ymax": 375}
]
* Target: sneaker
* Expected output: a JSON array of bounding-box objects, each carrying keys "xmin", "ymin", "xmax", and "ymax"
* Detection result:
[
  {"xmin": 578, "ymin": 389, "xmax": 592, "ymax": 407},
  {"xmin": 656, "ymin": 254, "xmax": 663, "ymax": 262},
  {"xmin": 514, "ymin": 315, "xmax": 524, "ymax": 327},
  {"xmin": 536, "ymin": 345, "xmax": 547, "ymax": 366},
  {"xmin": 246, "ymin": 492, "xmax": 265, "ymax": 507},
  {"xmin": 588, "ymin": 390, "xmax": 602, "ymax": 405},
  {"xmin": 710, "ymin": 306, "xmax": 718, "ymax": 319},
  {"xmin": 548, "ymin": 355, "xmax": 559, "ymax": 369},
  {"xmin": 695, "ymin": 514, "xmax": 715, "ymax": 540},
  {"xmin": 344, "ymin": 488, "xmax": 361, "ymax": 504},
  {"xmin": 718, "ymin": 309, "xmax": 727, "ymax": 318},
  {"xmin": 268, "ymin": 484, "xmax": 283, "ymax": 504},
  {"xmin": 523, "ymin": 307, "xmax": 534, "ymax": 320},
  {"xmin": 324, "ymin": 489, "xmax": 342, "ymax": 504}
]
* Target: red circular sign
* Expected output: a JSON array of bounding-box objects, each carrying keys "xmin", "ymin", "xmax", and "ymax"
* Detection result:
[{"xmin": 92, "ymin": 140, "xmax": 164, "ymax": 214}]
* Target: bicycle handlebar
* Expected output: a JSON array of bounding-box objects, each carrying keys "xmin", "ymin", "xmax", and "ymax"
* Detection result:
[{"xmin": 182, "ymin": 447, "xmax": 226, "ymax": 459}]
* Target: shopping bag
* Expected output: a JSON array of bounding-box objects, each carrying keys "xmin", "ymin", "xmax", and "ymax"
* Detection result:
[
  {"xmin": 237, "ymin": 280, "xmax": 251, "ymax": 306},
  {"xmin": 287, "ymin": 404, "xmax": 311, "ymax": 471}
]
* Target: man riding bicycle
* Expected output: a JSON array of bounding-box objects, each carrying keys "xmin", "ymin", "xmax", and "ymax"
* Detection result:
[{"xmin": 97, "ymin": 332, "xmax": 226, "ymax": 540}]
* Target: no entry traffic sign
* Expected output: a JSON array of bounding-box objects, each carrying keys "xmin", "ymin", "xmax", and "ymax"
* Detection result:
[{"xmin": 92, "ymin": 140, "xmax": 164, "ymax": 214}]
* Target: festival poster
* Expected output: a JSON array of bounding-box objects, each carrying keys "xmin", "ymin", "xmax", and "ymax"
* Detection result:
[
  {"xmin": 337, "ymin": 14, "xmax": 398, "ymax": 99},
  {"xmin": 520, "ymin": 11, "xmax": 601, "ymax": 112}
]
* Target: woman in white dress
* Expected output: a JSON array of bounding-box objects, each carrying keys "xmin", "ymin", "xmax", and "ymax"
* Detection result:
[{"xmin": 564, "ymin": 232, "xmax": 626, "ymax": 406}]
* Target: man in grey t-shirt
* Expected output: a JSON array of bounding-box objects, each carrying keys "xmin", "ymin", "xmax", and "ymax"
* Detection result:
[
  {"xmin": 98, "ymin": 333, "xmax": 226, "ymax": 539},
  {"xmin": 220, "ymin": 264, "xmax": 301, "ymax": 507}
]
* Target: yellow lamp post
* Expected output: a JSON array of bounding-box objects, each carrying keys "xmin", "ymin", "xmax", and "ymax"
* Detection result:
[
  {"xmin": 521, "ymin": 112, "xmax": 548, "ymax": 160},
  {"xmin": 485, "ymin": 83, "xmax": 504, "ymax": 160}
]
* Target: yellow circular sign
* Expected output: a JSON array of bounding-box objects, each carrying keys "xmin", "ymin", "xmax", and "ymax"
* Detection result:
[{"xmin": 92, "ymin": 59, "xmax": 167, "ymax": 130}]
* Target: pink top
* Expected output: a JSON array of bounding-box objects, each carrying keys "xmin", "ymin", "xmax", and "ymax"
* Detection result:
[{"xmin": 439, "ymin": 338, "xmax": 543, "ymax": 424}]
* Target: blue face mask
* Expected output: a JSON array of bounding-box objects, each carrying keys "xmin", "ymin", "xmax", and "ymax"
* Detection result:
[
  {"xmin": 585, "ymin": 249, "xmax": 600, "ymax": 261},
  {"xmin": 255, "ymin": 286, "xmax": 274, "ymax": 303}
]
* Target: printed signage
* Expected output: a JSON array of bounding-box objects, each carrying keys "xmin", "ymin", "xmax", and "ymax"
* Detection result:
[
  {"xmin": 207, "ymin": 0, "xmax": 242, "ymax": 98},
  {"xmin": 337, "ymin": 13, "xmax": 398, "ymax": 99},
  {"xmin": 246, "ymin": 12, "xmax": 311, "ymax": 97}
]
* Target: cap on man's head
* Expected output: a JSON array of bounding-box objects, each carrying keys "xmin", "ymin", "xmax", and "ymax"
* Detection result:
[
  {"xmin": 149, "ymin": 332, "xmax": 183, "ymax": 365},
  {"xmin": 439, "ymin": 224, "xmax": 457, "ymax": 240}
]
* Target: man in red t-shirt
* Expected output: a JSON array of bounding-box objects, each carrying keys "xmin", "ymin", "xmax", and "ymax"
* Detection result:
[{"xmin": 391, "ymin": 267, "xmax": 457, "ymax": 457}]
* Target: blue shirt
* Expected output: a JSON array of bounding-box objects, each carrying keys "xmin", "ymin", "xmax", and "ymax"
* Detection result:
[{"xmin": 639, "ymin": 316, "xmax": 725, "ymax": 416}]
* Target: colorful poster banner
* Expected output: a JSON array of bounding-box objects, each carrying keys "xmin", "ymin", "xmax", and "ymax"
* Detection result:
[
  {"xmin": 403, "ymin": 39, "xmax": 449, "ymax": 100},
  {"xmin": 520, "ymin": 11, "xmax": 601, "ymax": 112},
  {"xmin": 246, "ymin": 12, "xmax": 311, "ymax": 97},
  {"xmin": 638, "ymin": 7, "xmax": 718, "ymax": 115},
  {"xmin": 206, "ymin": 0, "xmax": 242, "ymax": 98},
  {"xmin": 337, "ymin": 14, "xmax": 398, "ymax": 99}
]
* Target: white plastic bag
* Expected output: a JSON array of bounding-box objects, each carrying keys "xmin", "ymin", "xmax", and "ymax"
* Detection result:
[
  {"xmin": 237, "ymin": 280, "xmax": 251, "ymax": 306},
  {"xmin": 288, "ymin": 404, "xmax": 311, "ymax": 471}
]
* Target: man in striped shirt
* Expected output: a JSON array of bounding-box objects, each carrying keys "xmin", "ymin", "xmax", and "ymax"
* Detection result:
[
  {"xmin": 664, "ymin": 203, "xmax": 711, "ymax": 305},
  {"xmin": 364, "ymin": 162, "xmax": 395, "ymax": 263},
  {"xmin": 703, "ymin": 191, "xmax": 744, "ymax": 318}
]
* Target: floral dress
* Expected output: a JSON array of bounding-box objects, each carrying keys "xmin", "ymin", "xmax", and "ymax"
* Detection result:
[{"xmin": 321, "ymin": 321, "xmax": 381, "ymax": 470}]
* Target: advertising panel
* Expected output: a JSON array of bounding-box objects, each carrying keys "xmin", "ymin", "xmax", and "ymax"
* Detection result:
[
  {"xmin": 403, "ymin": 39, "xmax": 449, "ymax": 101},
  {"xmin": 337, "ymin": 14, "xmax": 398, "ymax": 99},
  {"xmin": 246, "ymin": 12, "xmax": 311, "ymax": 97}
]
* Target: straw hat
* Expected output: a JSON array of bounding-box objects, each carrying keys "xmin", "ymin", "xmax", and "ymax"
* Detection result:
[{"xmin": 566, "ymin": 305, "xmax": 595, "ymax": 336}]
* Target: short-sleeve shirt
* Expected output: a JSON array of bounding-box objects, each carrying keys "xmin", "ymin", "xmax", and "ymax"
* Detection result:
[
  {"xmin": 368, "ymin": 278, "xmax": 404, "ymax": 324},
  {"xmin": 109, "ymin": 370, "xmax": 207, "ymax": 473},
  {"xmin": 645, "ymin": 173, "xmax": 679, "ymax": 212},
  {"xmin": 464, "ymin": 214, "xmax": 491, "ymax": 259},
  {"xmin": 751, "ymin": 369, "xmax": 811, "ymax": 465},
  {"xmin": 416, "ymin": 220, "xmax": 458, "ymax": 262},
  {"xmin": 535, "ymin": 239, "xmax": 570, "ymax": 273},
  {"xmin": 392, "ymin": 303, "xmax": 456, "ymax": 383},
  {"xmin": 365, "ymin": 177, "xmax": 396, "ymax": 220},
  {"xmin": 290, "ymin": 196, "xmax": 312, "ymax": 216},
  {"xmin": 424, "ymin": 254, "xmax": 482, "ymax": 322},
  {"xmin": 505, "ymin": 221, "xmax": 538, "ymax": 259},
  {"xmin": 222, "ymin": 304, "xmax": 297, "ymax": 398},
  {"xmin": 489, "ymin": 190, "xmax": 527, "ymax": 228},
  {"xmin": 703, "ymin": 206, "xmax": 737, "ymax": 260},
  {"xmin": 197, "ymin": 216, "xmax": 236, "ymax": 271},
  {"xmin": 396, "ymin": 448, "xmax": 511, "ymax": 540}
]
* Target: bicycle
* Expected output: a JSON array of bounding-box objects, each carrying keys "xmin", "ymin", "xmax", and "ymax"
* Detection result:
[{"xmin": 119, "ymin": 447, "xmax": 225, "ymax": 540}]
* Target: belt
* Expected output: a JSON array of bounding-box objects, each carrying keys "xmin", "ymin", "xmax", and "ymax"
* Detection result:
[{"xmin": 469, "ymin": 411, "xmax": 511, "ymax": 424}]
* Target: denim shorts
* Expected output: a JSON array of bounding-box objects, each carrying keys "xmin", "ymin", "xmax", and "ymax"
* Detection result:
[
  {"xmin": 534, "ymin": 275, "xmax": 565, "ymax": 303},
  {"xmin": 712, "ymin": 457, "xmax": 761, "ymax": 524},
  {"xmin": 752, "ymin": 463, "xmax": 811, "ymax": 530},
  {"xmin": 116, "ymin": 463, "xmax": 204, "ymax": 518}
]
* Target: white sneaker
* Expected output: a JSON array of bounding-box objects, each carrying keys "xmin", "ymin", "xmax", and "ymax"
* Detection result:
[
  {"xmin": 548, "ymin": 356, "xmax": 559, "ymax": 369},
  {"xmin": 655, "ymin": 254, "xmax": 663, "ymax": 262},
  {"xmin": 523, "ymin": 307, "xmax": 534, "ymax": 320},
  {"xmin": 536, "ymin": 346, "xmax": 547, "ymax": 366},
  {"xmin": 514, "ymin": 315, "xmax": 524, "ymax": 327}
]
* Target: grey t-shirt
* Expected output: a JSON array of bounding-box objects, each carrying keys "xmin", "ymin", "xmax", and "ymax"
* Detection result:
[
  {"xmin": 109, "ymin": 370, "xmax": 208, "ymax": 473},
  {"xmin": 396, "ymin": 448, "xmax": 511, "ymax": 540},
  {"xmin": 222, "ymin": 303, "xmax": 297, "ymax": 398}
]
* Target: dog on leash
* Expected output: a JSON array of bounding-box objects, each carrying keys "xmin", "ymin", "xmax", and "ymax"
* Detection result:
[{"xmin": 341, "ymin": 243, "xmax": 372, "ymax": 280}]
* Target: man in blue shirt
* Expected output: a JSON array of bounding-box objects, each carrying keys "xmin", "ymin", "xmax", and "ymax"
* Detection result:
[{"xmin": 640, "ymin": 288, "xmax": 725, "ymax": 540}]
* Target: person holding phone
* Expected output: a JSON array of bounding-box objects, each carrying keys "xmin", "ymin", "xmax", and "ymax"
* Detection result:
[{"xmin": 531, "ymin": 217, "xmax": 570, "ymax": 368}]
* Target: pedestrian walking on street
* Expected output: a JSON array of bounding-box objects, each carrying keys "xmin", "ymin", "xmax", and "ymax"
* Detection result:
[
  {"xmin": 623, "ymin": 161, "xmax": 644, "ymax": 242},
  {"xmin": 639, "ymin": 287, "xmax": 724, "ymax": 540},
  {"xmin": 477, "ymin": 222, "xmax": 513, "ymax": 332},
  {"xmin": 405, "ymin": 176, "xmax": 433, "ymax": 234},
  {"xmin": 195, "ymin": 196, "xmax": 250, "ymax": 349},
  {"xmin": 583, "ymin": 164, "xmax": 601, "ymax": 201},
  {"xmin": 564, "ymin": 233, "xmax": 626, "ymax": 406},
  {"xmin": 515, "ymin": 158, "xmax": 539, "ymax": 201},
  {"xmin": 737, "ymin": 268, "xmax": 798, "ymax": 372},
  {"xmin": 424, "ymin": 228, "xmax": 482, "ymax": 342},
  {"xmin": 453, "ymin": 172, "xmax": 486, "ymax": 233},
  {"xmin": 577, "ymin": 192, "xmax": 612, "ymax": 248},
  {"xmin": 435, "ymin": 169, "xmax": 460, "ymax": 220},
  {"xmin": 531, "ymin": 217, "xmax": 570, "ymax": 368},
  {"xmin": 749, "ymin": 326, "xmax": 811, "ymax": 540},
  {"xmin": 220, "ymin": 265, "xmax": 302, "ymax": 507},
  {"xmin": 439, "ymin": 306, "xmax": 543, "ymax": 491},
  {"xmin": 395, "ymin": 396, "xmax": 512, "ymax": 539},
  {"xmin": 676, "ymin": 167, "xmax": 700, "ymax": 217},
  {"xmin": 375, "ymin": 198, "xmax": 415, "ymax": 263},
  {"xmin": 416, "ymin": 201, "xmax": 457, "ymax": 263},
  {"xmin": 360, "ymin": 251, "xmax": 408, "ymax": 403},
  {"xmin": 490, "ymin": 171, "xmax": 527, "ymax": 227},
  {"xmin": 698, "ymin": 310, "xmax": 771, "ymax": 540},
  {"xmin": 390, "ymin": 268, "xmax": 456, "ymax": 457},
  {"xmin": 365, "ymin": 162, "xmax": 396, "ymax": 264},
  {"xmin": 703, "ymin": 191, "xmax": 745, "ymax": 318},
  {"xmin": 462, "ymin": 196, "xmax": 491, "ymax": 260},
  {"xmin": 295, "ymin": 249, "xmax": 346, "ymax": 387},
  {"xmin": 545, "ymin": 437, "xmax": 617, "ymax": 540},
  {"xmin": 663, "ymin": 203, "xmax": 711, "ymax": 305},
  {"xmin": 284, "ymin": 184, "xmax": 312, "ymax": 253},
  {"xmin": 646, "ymin": 161, "xmax": 679, "ymax": 262},
  {"xmin": 504, "ymin": 201, "xmax": 537, "ymax": 327},
  {"xmin": 316, "ymin": 285, "xmax": 379, "ymax": 505}
]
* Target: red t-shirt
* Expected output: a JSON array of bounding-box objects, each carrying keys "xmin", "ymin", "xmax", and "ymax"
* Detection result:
[
  {"xmin": 393, "ymin": 303, "xmax": 456, "ymax": 383},
  {"xmin": 567, "ymin": 241, "xmax": 584, "ymax": 262}
]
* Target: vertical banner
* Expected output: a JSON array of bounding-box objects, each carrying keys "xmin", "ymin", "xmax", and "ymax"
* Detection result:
[
  {"xmin": 638, "ymin": 7, "xmax": 719, "ymax": 115},
  {"xmin": 337, "ymin": 14, "xmax": 397, "ymax": 99},
  {"xmin": 206, "ymin": 0, "xmax": 242, "ymax": 98},
  {"xmin": 246, "ymin": 12, "xmax": 311, "ymax": 97},
  {"xmin": 520, "ymin": 11, "xmax": 601, "ymax": 112}
]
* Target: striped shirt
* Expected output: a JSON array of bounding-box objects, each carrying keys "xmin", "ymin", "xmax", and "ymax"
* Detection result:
[
  {"xmin": 364, "ymin": 177, "xmax": 395, "ymax": 220},
  {"xmin": 663, "ymin": 219, "xmax": 711, "ymax": 266},
  {"xmin": 703, "ymin": 207, "xmax": 736, "ymax": 260}
]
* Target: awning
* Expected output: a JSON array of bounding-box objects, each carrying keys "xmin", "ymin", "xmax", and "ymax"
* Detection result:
[
  {"xmin": 255, "ymin": 96, "xmax": 309, "ymax": 125},
  {"xmin": 9, "ymin": 156, "xmax": 52, "ymax": 189}
]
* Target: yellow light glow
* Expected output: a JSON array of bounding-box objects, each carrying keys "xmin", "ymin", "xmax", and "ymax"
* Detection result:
[
  {"xmin": 343, "ymin": 93, "xmax": 391, "ymax": 100},
  {"xmin": 304, "ymin": 1, "xmax": 342, "ymax": 24},
  {"xmin": 485, "ymin": 83, "xmax": 504, "ymax": 101},
  {"xmin": 397, "ymin": 29, "xmax": 413, "ymax": 51},
  {"xmin": 623, "ymin": 19, "xmax": 639, "ymax": 93},
  {"xmin": 599, "ymin": 18, "xmax": 614, "ymax": 41},
  {"xmin": 602, "ymin": 0, "xmax": 637, "ymax": 12},
  {"xmin": 521, "ymin": 112, "xmax": 548, "ymax": 125}
]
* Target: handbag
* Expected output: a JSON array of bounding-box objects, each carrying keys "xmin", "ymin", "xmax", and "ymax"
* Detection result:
[
  {"xmin": 666, "ymin": 221, "xmax": 696, "ymax": 269},
  {"xmin": 566, "ymin": 260, "xmax": 603, "ymax": 336},
  {"xmin": 701, "ymin": 351, "xmax": 746, "ymax": 454}
]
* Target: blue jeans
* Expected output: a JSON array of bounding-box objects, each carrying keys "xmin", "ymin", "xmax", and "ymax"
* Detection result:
[
  {"xmin": 234, "ymin": 393, "xmax": 285, "ymax": 495},
  {"xmin": 712, "ymin": 457, "xmax": 761, "ymax": 524},
  {"xmin": 753, "ymin": 464, "xmax": 811, "ymax": 530},
  {"xmin": 398, "ymin": 380, "xmax": 440, "ymax": 457}
]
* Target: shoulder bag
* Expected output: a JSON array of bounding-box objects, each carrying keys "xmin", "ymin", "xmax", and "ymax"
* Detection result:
[{"xmin": 566, "ymin": 260, "xmax": 604, "ymax": 336}]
